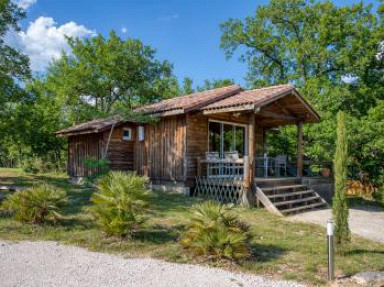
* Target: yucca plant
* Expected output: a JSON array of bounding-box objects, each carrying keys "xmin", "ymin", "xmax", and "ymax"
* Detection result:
[
  {"xmin": 180, "ymin": 201, "xmax": 252, "ymax": 261},
  {"xmin": 90, "ymin": 171, "xmax": 151, "ymax": 237},
  {"xmin": 1, "ymin": 184, "xmax": 68, "ymax": 224}
]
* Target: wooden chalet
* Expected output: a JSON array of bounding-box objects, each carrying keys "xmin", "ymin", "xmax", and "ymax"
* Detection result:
[{"xmin": 56, "ymin": 84, "xmax": 333, "ymax": 216}]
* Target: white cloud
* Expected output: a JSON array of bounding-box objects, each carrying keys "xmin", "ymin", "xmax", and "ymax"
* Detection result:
[
  {"xmin": 121, "ymin": 27, "xmax": 128, "ymax": 34},
  {"xmin": 158, "ymin": 14, "xmax": 179, "ymax": 21},
  {"xmin": 15, "ymin": 0, "xmax": 37, "ymax": 9},
  {"xmin": 16, "ymin": 16, "xmax": 94, "ymax": 71}
]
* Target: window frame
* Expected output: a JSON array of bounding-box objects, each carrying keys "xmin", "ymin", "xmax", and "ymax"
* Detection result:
[
  {"xmin": 138, "ymin": 126, "xmax": 145, "ymax": 141},
  {"xmin": 207, "ymin": 119, "xmax": 248, "ymax": 158},
  {"xmin": 122, "ymin": 127, "xmax": 132, "ymax": 141}
]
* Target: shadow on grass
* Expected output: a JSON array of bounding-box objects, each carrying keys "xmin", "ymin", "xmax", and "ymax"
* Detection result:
[
  {"xmin": 347, "ymin": 196, "xmax": 384, "ymax": 212},
  {"xmin": 148, "ymin": 191, "xmax": 201, "ymax": 215},
  {"xmin": 252, "ymin": 244, "xmax": 287, "ymax": 263},
  {"xmin": 29, "ymin": 174, "xmax": 72, "ymax": 190},
  {"xmin": 345, "ymin": 249, "xmax": 384, "ymax": 256},
  {"xmin": 134, "ymin": 224, "xmax": 184, "ymax": 244}
]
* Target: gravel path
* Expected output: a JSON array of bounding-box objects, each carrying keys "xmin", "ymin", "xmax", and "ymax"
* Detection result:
[
  {"xmin": 289, "ymin": 207, "xmax": 384, "ymax": 244},
  {"xmin": 0, "ymin": 240, "xmax": 305, "ymax": 287}
]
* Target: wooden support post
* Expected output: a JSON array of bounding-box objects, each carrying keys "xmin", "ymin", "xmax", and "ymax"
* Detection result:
[
  {"xmin": 248, "ymin": 113, "xmax": 255, "ymax": 179},
  {"xmin": 242, "ymin": 113, "xmax": 256, "ymax": 207},
  {"xmin": 197, "ymin": 157, "xmax": 201, "ymax": 177},
  {"xmin": 242, "ymin": 155, "xmax": 251, "ymax": 206},
  {"xmin": 297, "ymin": 121, "xmax": 304, "ymax": 177}
]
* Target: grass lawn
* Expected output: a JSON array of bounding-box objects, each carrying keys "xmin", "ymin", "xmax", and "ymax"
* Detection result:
[{"xmin": 0, "ymin": 168, "xmax": 383, "ymax": 286}]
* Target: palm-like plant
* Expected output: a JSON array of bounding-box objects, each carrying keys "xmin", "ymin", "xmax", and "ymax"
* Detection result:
[
  {"xmin": 180, "ymin": 201, "xmax": 252, "ymax": 261},
  {"xmin": 90, "ymin": 171, "xmax": 151, "ymax": 237},
  {"xmin": 1, "ymin": 184, "xmax": 68, "ymax": 224}
]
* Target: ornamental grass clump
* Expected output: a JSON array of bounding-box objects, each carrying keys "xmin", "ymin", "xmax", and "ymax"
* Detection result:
[
  {"xmin": 180, "ymin": 200, "xmax": 252, "ymax": 262},
  {"xmin": 1, "ymin": 184, "xmax": 68, "ymax": 224},
  {"xmin": 90, "ymin": 171, "xmax": 151, "ymax": 238}
]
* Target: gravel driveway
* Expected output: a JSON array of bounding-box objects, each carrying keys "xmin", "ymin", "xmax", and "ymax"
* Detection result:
[
  {"xmin": 289, "ymin": 207, "xmax": 384, "ymax": 244},
  {"xmin": 0, "ymin": 240, "xmax": 304, "ymax": 287}
]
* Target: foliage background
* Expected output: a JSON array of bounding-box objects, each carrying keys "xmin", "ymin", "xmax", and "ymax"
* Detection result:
[{"xmin": 1, "ymin": 0, "xmax": 384, "ymax": 190}]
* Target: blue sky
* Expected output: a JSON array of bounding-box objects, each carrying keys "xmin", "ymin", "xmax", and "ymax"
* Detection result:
[{"xmin": 15, "ymin": 0, "xmax": 378, "ymax": 87}]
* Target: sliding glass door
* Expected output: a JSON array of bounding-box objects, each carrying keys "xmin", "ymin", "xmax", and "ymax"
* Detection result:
[{"xmin": 208, "ymin": 120, "xmax": 246, "ymax": 157}]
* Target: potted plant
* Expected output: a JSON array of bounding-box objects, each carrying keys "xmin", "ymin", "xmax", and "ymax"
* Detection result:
[{"xmin": 321, "ymin": 168, "xmax": 330, "ymax": 177}]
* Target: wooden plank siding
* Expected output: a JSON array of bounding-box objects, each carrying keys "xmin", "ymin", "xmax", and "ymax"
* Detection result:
[
  {"xmin": 147, "ymin": 115, "xmax": 186, "ymax": 183},
  {"xmin": 185, "ymin": 111, "xmax": 263, "ymax": 187},
  {"xmin": 67, "ymin": 133, "xmax": 102, "ymax": 177},
  {"xmin": 103, "ymin": 125, "xmax": 135, "ymax": 172}
]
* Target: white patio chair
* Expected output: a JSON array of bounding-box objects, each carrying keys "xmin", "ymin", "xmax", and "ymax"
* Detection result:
[
  {"xmin": 224, "ymin": 151, "xmax": 242, "ymax": 176},
  {"xmin": 275, "ymin": 154, "xmax": 287, "ymax": 176},
  {"xmin": 205, "ymin": 152, "xmax": 220, "ymax": 177}
]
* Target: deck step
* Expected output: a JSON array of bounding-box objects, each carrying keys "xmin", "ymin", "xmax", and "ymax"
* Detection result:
[
  {"xmin": 274, "ymin": 195, "xmax": 319, "ymax": 207},
  {"xmin": 280, "ymin": 201, "xmax": 327, "ymax": 214},
  {"xmin": 262, "ymin": 184, "xmax": 306, "ymax": 192},
  {"xmin": 267, "ymin": 189, "xmax": 315, "ymax": 199}
]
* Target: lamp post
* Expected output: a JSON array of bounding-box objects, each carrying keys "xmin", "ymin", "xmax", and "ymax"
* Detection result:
[{"xmin": 327, "ymin": 219, "xmax": 334, "ymax": 281}]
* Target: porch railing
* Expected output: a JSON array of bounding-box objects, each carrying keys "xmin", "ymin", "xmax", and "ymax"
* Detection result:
[{"xmin": 197, "ymin": 158, "xmax": 245, "ymax": 178}]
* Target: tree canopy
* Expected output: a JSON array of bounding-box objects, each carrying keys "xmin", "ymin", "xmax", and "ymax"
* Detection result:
[{"xmin": 221, "ymin": 0, "xmax": 384, "ymax": 186}]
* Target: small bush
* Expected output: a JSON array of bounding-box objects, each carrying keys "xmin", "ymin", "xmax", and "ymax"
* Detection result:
[
  {"xmin": 180, "ymin": 201, "xmax": 252, "ymax": 261},
  {"xmin": 83, "ymin": 157, "xmax": 110, "ymax": 183},
  {"xmin": 90, "ymin": 171, "xmax": 151, "ymax": 237},
  {"xmin": 21, "ymin": 156, "xmax": 64, "ymax": 174},
  {"xmin": 1, "ymin": 184, "xmax": 68, "ymax": 224}
]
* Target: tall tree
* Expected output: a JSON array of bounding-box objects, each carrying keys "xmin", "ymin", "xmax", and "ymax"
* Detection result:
[
  {"xmin": 196, "ymin": 78, "xmax": 235, "ymax": 92},
  {"xmin": 220, "ymin": 0, "xmax": 384, "ymax": 184},
  {"xmin": 0, "ymin": 0, "xmax": 30, "ymax": 92},
  {"xmin": 332, "ymin": 111, "xmax": 350, "ymax": 245},
  {"xmin": 0, "ymin": 0, "xmax": 31, "ymax": 167},
  {"xmin": 220, "ymin": 0, "xmax": 380, "ymax": 114},
  {"xmin": 42, "ymin": 31, "xmax": 178, "ymax": 123}
]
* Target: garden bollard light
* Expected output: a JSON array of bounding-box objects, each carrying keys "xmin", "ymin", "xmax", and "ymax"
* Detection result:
[{"xmin": 327, "ymin": 219, "xmax": 334, "ymax": 281}]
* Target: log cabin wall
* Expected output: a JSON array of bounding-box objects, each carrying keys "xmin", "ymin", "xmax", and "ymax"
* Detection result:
[
  {"xmin": 185, "ymin": 112, "xmax": 260, "ymax": 187},
  {"xmin": 67, "ymin": 133, "xmax": 102, "ymax": 177},
  {"xmin": 147, "ymin": 115, "xmax": 186, "ymax": 183},
  {"xmin": 134, "ymin": 124, "xmax": 150, "ymax": 176},
  {"xmin": 103, "ymin": 124, "xmax": 136, "ymax": 172}
]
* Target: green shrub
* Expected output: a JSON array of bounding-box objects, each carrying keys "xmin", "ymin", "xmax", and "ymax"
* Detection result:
[
  {"xmin": 180, "ymin": 201, "xmax": 252, "ymax": 261},
  {"xmin": 1, "ymin": 184, "xmax": 68, "ymax": 224},
  {"xmin": 83, "ymin": 157, "xmax": 110, "ymax": 183},
  {"xmin": 21, "ymin": 156, "xmax": 63, "ymax": 174},
  {"xmin": 90, "ymin": 171, "xmax": 151, "ymax": 237}
]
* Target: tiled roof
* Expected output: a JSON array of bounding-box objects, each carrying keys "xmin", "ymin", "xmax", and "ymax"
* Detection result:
[
  {"xmin": 201, "ymin": 85, "xmax": 295, "ymax": 111},
  {"xmin": 136, "ymin": 85, "xmax": 242, "ymax": 115},
  {"xmin": 55, "ymin": 118, "xmax": 123, "ymax": 136}
]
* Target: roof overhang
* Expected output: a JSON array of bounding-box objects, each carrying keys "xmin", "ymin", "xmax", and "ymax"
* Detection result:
[{"xmin": 200, "ymin": 88, "xmax": 320, "ymax": 125}]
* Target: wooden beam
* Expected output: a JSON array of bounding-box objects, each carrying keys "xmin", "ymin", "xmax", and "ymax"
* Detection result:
[
  {"xmin": 257, "ymin": 110, "xmax": 298, "ymax": 121},
  {"xmin": 297, "ymin": 121, "xmax": 304, "ymax": 177},
  {"xmin": 202, "ymin": 104, "xmax": 254, "ymax": 115}
]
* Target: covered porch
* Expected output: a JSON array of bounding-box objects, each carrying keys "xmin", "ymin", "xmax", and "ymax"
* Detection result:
[{"xmin": 193, "ymin": 85, "xmax": 330, "ymax": 214}]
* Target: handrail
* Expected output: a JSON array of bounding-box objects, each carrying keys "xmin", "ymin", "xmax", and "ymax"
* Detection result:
[
  {"xmin": 197, "ymin": 157, "xmax": 245, "ymax": 178},
  {"xmin": 198, "ymin": 158, "xmax": 244, "ymax": 164}
]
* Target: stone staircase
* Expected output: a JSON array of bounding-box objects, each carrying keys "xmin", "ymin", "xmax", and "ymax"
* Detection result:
[{"xmin": 254, "ymin": 178, "xmax": 328, "ymax": 216}]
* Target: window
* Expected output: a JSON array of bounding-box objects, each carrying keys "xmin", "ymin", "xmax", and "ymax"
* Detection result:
[
  {"xmin": 138, "ymin": 126, "xmax": 145, "ymax": 141},
  {"xmin": 122, "ymin": 128, "xmax": 132, "ymax": 141},
  {"xmin": 208, "ymin": 121, "xmax": 246, "ymax": 157}
]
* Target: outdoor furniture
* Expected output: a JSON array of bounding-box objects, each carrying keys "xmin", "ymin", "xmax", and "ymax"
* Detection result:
[
  {"xmin": 275, "ymin": 154, "xmax": 287, "ymax": 176},
  {"xmin": 224, "ymin": 151, "xmax": 242, "ymax": 176},
  {"xmin": 206, "ymin": 152, "xmax": 220, "ymax": 176},
  {"xmin": 255, "ymin": 154, "xmax": 275, "ymax": 177}
]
